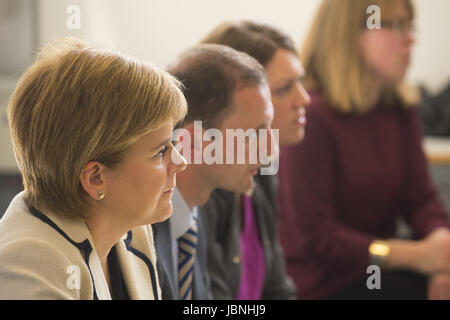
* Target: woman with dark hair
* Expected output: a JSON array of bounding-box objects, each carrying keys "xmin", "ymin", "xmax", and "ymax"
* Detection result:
[{"xmin": 200, "ymin": 20, "xmax": 310, "ymax": 299}]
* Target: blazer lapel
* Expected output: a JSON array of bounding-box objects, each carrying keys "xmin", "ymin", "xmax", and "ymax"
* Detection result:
[
  {"xmin": 116, "ymin": 227, "xmax": 161, "ymax": 300},
  {"xmin": 29, "ymin": 205, "xmax": 112, "ymax": 300},
  {"xmin": 86, "ymin": 246, "xmax": 111, "ymax": 300},
  {"xmin": 154, "ymin": 220, "xmax": 178, "ymax": 299}
]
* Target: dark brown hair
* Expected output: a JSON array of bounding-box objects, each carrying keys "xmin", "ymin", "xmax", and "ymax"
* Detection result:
[
  {"xmin": 200, "ymin": 20, "xmax": 297, "ymax": 67},
  {"xmin": 168, "ymin": 43, "xmax": 266, "ymax": 128}
]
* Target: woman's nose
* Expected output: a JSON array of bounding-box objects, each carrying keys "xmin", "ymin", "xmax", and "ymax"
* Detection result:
[
  {"xmin": 170, "ymin": 145, "xmax": 187, "ymax": 174},
  {"xmin": 293, "ymin": 82, "xmax": 311, "ymax": 109}
]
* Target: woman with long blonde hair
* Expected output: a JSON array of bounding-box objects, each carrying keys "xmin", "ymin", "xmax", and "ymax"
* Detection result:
[{"xmin": 278, "ymin": 0, "xmax": 450, "ymax": 299}]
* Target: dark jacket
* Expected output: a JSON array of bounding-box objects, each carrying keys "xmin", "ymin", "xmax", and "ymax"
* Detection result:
[
  {"xmin": 201, "ymin": 175, "xmax": 297, "ymax": 300},
  {"xmin": 420, "ymin": 83, "xmax": 450, "ymax": 136},
  {"xmin": 153, "ymin": 211, "xmax": 211, "ymax": 300}
]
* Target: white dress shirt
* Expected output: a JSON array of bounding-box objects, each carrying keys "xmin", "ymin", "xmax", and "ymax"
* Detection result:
[{"xmin": 169, "ymin": 187, "xmax": 198, "ymax": 277}]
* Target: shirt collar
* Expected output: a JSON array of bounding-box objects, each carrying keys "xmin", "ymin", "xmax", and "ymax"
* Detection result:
[{"xmin": 170, "ymin": 187, "xmax": 197, "ymax": 240}]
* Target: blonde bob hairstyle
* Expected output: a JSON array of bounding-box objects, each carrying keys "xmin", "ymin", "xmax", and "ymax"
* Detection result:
[
  {"xmin": 8, "ymin": 38, "xmax": 187, "ymax": 219},
  {"xmin": 302, "ymin": 0, "xmax": 415, "ymax": 113}
]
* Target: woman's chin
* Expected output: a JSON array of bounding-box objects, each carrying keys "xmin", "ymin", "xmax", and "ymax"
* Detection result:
[
  {"xmin": 154, "ymin": 202, "xmax": 174, "ymax": 224},
  {"xmin": 281, "ymin": 128, "xmax": 305, "ymax": 146},
  {"xmin": 141, "ymin": 201, "xmax": 173, "ymax": 225}
]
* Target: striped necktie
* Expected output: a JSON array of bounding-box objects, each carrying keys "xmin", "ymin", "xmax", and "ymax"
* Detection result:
[{"xmin": 177, "ymin": 217, "xmax": 198, "ymax": 300}]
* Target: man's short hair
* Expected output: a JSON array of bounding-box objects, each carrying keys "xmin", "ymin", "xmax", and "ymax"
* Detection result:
[{"xmin": 168, "ymin": 44, "xmax": 267, "ymax": 128}]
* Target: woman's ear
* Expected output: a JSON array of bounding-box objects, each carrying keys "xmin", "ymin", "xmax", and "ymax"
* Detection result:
[{"xmin": 80, "ymin": 161, "xmax": 107, "ymax": 200}]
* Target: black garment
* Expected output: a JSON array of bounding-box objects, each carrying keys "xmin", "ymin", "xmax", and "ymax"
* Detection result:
[
  {"xmin": 420, "ymin": 83, "xmax": 450, "ymax": 136},
  {"xmin": 325, "ymin": 270, "xmax": 428, "ymax": 300},
  {"xmin": 108, "ymin": 245, "xmax": 130, "ymax": 300},
  {"xmin": 201, "ymin": 174, "xmax": 297, "ymax": 300}
]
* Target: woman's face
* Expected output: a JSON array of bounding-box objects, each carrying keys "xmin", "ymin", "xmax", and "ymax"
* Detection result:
[
  {"xmin": 103, "ymin": 121, "xmax": 187, "ymax": 227},
  {"xmin": 265, "ymin": 49, "xmax": 311, "ymax": 146},
  {"xmin": 359, "ymin": 4, "xmax": 415, "ymax": 84}
]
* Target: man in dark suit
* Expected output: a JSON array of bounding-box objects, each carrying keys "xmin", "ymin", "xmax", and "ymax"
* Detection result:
[{"xmin": 153, "ymin": 44, "xmax": 275, "ymax": 299}]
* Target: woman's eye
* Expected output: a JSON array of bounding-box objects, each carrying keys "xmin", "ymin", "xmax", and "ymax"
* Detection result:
[
  {"xmin": 157, "ymin": 146, "xmax": 168, "ymax": 157},
  {"xmin": 274, "ymin": 83, "xmax": 292, "ymax": 95},
  {"xmin": 172, "ymin": 139, "xmax": 181, "ymax": 149}
]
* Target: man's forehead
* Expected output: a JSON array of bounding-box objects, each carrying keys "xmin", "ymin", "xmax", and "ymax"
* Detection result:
[
  {"xmin": 223, "ymin": 85, "xmax": 273, "ymax": 126},
  {"xmin": 233, "ymin": 85, "xmax": 271, "ymax": 106}
]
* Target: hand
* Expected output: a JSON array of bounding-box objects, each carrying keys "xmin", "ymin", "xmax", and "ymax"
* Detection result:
[
  {"xmin": 418, "ymin": 228, "xmax": 450, "ymax": 275},
  {"xmin": 428, "ymin": 273, "xmax": 450, "ymax": 300}
]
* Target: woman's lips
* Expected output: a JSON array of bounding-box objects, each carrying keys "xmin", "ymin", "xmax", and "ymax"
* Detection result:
[
  {"xmin": 295, "ymin": 115, "xmax": 307, "ymax": 126},
  {"xmin": 163, "ymin": 188, "xmax": 174, "ymax": 194}
]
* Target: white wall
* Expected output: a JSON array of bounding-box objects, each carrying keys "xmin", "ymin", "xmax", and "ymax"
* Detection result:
[
  {"xmin": 37, "ymin": 0, "xmax": 450, "ymax": 90},
  {"xmin": 1, "ymin": 0, "xmax": 449, "ymax": 171},
  {"xmin": 0, "ymin": 0, "xmax": 36, "ymax": 172},
  {"xmin": 408, "ymin": 0, "xmax": 450, "ymax": 92},
  {"xmin": 37, "ymin": 0, "xmax": 322, "ymax": 68}
]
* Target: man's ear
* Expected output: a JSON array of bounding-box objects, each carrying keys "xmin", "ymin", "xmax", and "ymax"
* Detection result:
[{"xmin": 80, "ymin": 161, "xmax": 107, "ymax": 200}]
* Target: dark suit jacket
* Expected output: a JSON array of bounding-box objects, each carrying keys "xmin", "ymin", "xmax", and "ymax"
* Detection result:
[
  {"xmin": 153, "ymin": 211, "xmax": 211, "ymax": 300},
  {"xmin": 420, "ymin": 82, "xmax": 450, "ymax": 136},
  {"xmin": 201, "ymin": 175, "xmax": 297, "ymax": 300}
]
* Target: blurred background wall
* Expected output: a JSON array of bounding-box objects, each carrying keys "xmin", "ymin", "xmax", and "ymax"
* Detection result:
[
  {"xmin": 1, "ymin": 0, "xmax": 450, "ymax": 172},
  {"xmin": 0, "ymin": 0, "xmax": 449, "ymax": 212}
]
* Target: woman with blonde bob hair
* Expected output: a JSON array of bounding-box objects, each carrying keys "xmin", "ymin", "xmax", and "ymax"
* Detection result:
[
  {"xmin": 0, "ymin": 38, "xmax": 187, "ymax": 299},
  {"xmin": 278, "ymin": 0, "xmax": 450, "ymax": 299}
]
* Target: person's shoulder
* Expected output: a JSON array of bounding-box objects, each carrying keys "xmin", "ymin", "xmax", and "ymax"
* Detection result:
[
  {"xmin": 0, "ymin": 192, "xmax": 87, "ymax": 267},
  {"xmin": 0, "ymin": 192, "xmax": 46, "ymax": 243},
  {"xmin": 385, "ymin": 104, "xmax": 421, "ymax": 129},
  {"xmin": 0, "ymin": 234, "xmax": 75, "ymax": 265},
  {"xmin": 254, "ymin": 174, "xmax": 277, "ymax": 206},
  {"xmin": 200, "ymin": 189, "xmax": 236, "ymax": 235},
  {"xmin": 0, "ymin": 234, "xmax": 90, "ymax": 299},
  {"xmin": 202, "ymin": 189, "xmax": 235, "ymax": 213},
  {"xmin": 399, "ymin": 104, "xmax": 420, "ymax": 119}
]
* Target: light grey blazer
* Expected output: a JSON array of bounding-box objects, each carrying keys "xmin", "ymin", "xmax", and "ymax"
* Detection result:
[{"xmin": 0, "ymin": 192, "xmax": 161, "ymax": 300}]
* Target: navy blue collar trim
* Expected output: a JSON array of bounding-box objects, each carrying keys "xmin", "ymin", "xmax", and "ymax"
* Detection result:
[
  {"xmin": 29, "ymin": 206, "xmax": 98, "ymax": 300},
  {"xmin": 124, "ymin": 231, "xmax": 160, "ymax": 300},
  {"xmin": 29, "ymin": 207, "xmax": 159, "ymax": 300}
]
